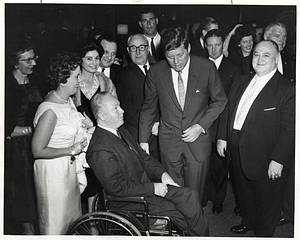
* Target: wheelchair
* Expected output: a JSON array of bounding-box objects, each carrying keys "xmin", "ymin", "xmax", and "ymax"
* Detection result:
[{"xmin": 67, "ymin": 190, "xmax": 183, "ymax": 236}]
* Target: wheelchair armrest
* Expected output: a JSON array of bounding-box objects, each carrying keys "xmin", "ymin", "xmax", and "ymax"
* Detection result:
[{"xmin": 106, "ymin": 195, "xmax": 147, "ymax": 204}]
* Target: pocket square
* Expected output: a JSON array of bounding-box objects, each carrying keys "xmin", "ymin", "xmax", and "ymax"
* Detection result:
[
  {"xmin": 264, "ymin": 107, "xmax": 276, "ymax": 111},
  {"xmin": 196, "ymin": 90, "xmax": 200, "ymax": 93}
]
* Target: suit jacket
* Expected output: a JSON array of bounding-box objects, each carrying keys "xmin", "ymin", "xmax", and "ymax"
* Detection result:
[
  {"xmin": 210, "ymin": 57, "xmax": 241, "ymax": 141},
  {"xmin": 217, "ymin": 71, "xmax": 295, "ymax": 180},
  {"xmin": 139, "ymin": 55, "xmax": 227, "ymax": 163},
  {"xmin": 281, "ymin": 52, "xmax": 296, "ymax": 82},
  {"xmin": 191, "ymin": 40, "xmax": 208, "ymax": 58},
  {"xmin": 86, "ymin": 126, "xmax": 165, "ymax": 198},
  {"xmin": 117, "ymin": 63, "xmax": 159, "ymax": 150},
  {"xmin": 109, "ymin": 63, "xmax": 122, "ymax": 87}
]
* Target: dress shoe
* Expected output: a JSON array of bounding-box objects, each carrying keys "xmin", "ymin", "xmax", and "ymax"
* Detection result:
[
  {"xmin": 212, "ymin": 204, "xmax": 223, "ymax": 214},
  {"xmin": 278, "ymin": 216, "xmax": 287, "ymax": 226},
  {"xmin": 234, "ymin": 206, "xmax": 242, "ymax": 216},
  {"xmin": 230, "ymin": 224, "xmax": 251, "ymax": 234}
]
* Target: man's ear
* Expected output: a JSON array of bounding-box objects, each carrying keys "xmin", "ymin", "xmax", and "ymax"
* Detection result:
[
  {"xmin": 155, "ymin": 18, "xmax": 158, "ymax": 25},
  {"xmin": 187, "ymin": 43, "xmax": 191, "ymax": 54},
  {"xmin": 139, "ymin": 21, "xmax": 142, "ymax": 28}
]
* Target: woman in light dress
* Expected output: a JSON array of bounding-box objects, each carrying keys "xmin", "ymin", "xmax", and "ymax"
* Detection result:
[{"xmin": 32, "ymin": 52, "xmax": 93, "ymax": 234}]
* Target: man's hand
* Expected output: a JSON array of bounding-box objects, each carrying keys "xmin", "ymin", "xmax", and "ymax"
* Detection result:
[
  {"xmin": 217, "ymin": 139, "xmax": 227, "ymax": 157},
  {"xmin": 181, "ymin": 124, "xmax": 204, "ymax": 142},
  {"xmin": 268, "ymin": 160, "xmax": 283, "ymax": 180},
  {"xmin": 140, "ymin": 142, "xmax": 150, "ymax": 154},
  {"xmin": 154, "ymin": 183, "xmax": 168, "ymax": 197},
  {"xmin": 161, "ymin": 172, "xmax": 180, "ymax": 187},
  {"xmin": 151, "ymin": 122, "xmax": 159, "ymax": 136}
]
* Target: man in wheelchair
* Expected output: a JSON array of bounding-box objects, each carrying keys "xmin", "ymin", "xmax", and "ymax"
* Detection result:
[{"xmin": 86, "ymin": 92, "xmax": 209, "ymax": 236}]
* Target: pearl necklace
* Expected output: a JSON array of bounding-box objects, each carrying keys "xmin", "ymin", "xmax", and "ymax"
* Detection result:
[{"xmin": 53, "ymin": 91, "xmax": 69, "ymax": 104}]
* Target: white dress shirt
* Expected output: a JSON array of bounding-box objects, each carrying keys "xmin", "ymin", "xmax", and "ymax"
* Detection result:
[
  {"xmin": 97, "ymin": 66, "xmax": 111, "ymax": 78},
  {"xmin": 137, "ymin": 61, "xmax": 150, "ymax": 75},
  {"xmin": 233, "ymin": 68, "xmax": 277, "ymax": 130},
  {"xmin": 171, "ymin": 57, "xmax": 190, "ymax": 102},
  {"xmin": 144, "ymin": 33, "xmax": 161, "ymax": 56},
  {"xmin": 209, "ymin": 54, "xmax": 223, "ymax": 70},
  {"xmin": 277, "ymin": 53, "xmax": 283, "ymax": 75},
  {"xmin": 98, "ymin": 124, "xmax": 118, "ymax": 137}
]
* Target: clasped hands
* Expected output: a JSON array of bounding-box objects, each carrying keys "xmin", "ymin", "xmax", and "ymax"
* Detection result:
[
  {"xmin": 73, "ymin": 137, "xmax": 88, "ymax": 155},
  {"xmin": 154, "ymin": 172, "xmax": 180, "ymax": 198}
]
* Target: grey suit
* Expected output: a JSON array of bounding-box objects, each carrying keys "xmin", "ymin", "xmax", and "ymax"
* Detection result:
[{"xmin": 139, "ymin": 55, "xmax": 227, "ymax": 201}]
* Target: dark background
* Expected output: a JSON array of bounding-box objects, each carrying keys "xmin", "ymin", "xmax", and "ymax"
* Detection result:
[{"xmin": 5, "ymin": 4, "xmax": 296, "ymax": 47}]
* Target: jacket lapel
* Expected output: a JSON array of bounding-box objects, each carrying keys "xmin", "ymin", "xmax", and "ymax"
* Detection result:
[
  {"xmin": 162, "ymin": 64, "xmax": 182, "ymax": 110},
  {"xmin": 184, "ymin": 57, "xmax": 199, "ymax": 109},
  {"xmin": 242, "ymin": 72, "xmax": 279, "ymax": 126}
]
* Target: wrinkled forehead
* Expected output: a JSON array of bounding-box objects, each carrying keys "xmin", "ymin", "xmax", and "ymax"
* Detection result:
[
  {"xmin": 141, "ymin": 12, "xmax": 155, "ymax": 20},
  {"xmin": 101, "ymin": 40, "xmax": 117, "ymax": 51},
  {"xmin": 128, "ymin": 36, "xmax": 148, "ymax": 46}
]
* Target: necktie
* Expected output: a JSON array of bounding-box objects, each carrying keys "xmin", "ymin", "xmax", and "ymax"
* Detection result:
[
  {"xmin": 151, "ymin": 38, "xmax": 157, "ymax": 61},
  {"xmin": 178, "ymin": 71, "xmax": 185, "ymax": 110},
  {"xmin": 235, "ymin": 77, "xmax": 258, "ymax": 127},
  {"xmin": 143, "ymin": 65, "xmax": 148, "ymax": 75}
]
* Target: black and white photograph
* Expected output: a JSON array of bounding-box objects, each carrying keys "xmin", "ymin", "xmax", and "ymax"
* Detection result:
[{"xmin": 2, "ymin": 0, "xmax": 298, "ymax": 239}]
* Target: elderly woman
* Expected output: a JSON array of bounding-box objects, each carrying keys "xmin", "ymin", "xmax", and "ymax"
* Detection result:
[
  {"xmin": 5, "ymin": 36, "xmax": 43, "ymax": 235},
  {"xmin": 32, "ymin": 52, "xmax": 92, "ymax": 235}
]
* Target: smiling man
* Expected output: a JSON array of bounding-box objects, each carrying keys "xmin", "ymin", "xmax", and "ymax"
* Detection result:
[
  {"xmin": 217, "ymin": 40, "xmax": 295, "ymax": 236},
  {"xmin": 139, "ymin": 26, "xmax": 227, "ymax": 208}
]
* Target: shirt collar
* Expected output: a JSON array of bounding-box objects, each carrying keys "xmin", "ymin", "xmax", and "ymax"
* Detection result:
[
  {"xmin": 98, "ymin": 124, "xmax": 118, "ymax": 137},
  {"xmin": 209, "ymin": 54, "xmax": 223, "ymax": 69}
]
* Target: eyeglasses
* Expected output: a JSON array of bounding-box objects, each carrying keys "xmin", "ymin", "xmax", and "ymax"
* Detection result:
[
  {"xmin": 18, "ymin": 55, "xmax": 38, "ymax": 64},
  {"xmin": 128, "ymin": 45, "xmax": 148, "ymax": 52}
]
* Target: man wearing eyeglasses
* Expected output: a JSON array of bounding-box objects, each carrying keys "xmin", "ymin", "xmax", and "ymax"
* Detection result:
[
  {"xmin": 139, "ymin": 7, "xmax": 163, "ymax": 63},
  {"xmin": 139, "ymin": 27, "xmax": 227, "ymax": 207},
  {"xmin": 117, "ymin": 34, "xmax": 160, "ymax": 160}
]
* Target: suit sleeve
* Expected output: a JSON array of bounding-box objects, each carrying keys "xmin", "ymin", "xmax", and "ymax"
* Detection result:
[
  {"xmin": 270, "ymin": 84, "xmax": 295, "ymax": 166},
  {"xmin": 139, "ymin": 68, "xmax": 158, "ymax": 143},
  {"xmin": 117, "ymin": 70, "xmax": 140, "ymax": 128},
  {"xmin": 198, "ymin": 61, "xmax": 228, "ymax": 131},
  {"xmin": 88, "ymin": 148, "xmax": 156, "ymax": 197}
]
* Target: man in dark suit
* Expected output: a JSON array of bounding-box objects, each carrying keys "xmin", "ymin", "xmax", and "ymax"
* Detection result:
[
  {"xmin": 96, "ymin": 34, "xmax": 122, "ymax": 86},
  {"xmin": 86, "ymin": 92, "xmax": 209, "ymax": 236},
  {"xmin": 264, "ymin": 22, "xmax": 295, "ymax": 82},
  {"xmin": 139, "ymin": 27, "xmax": 227, "ymax": 204},
  {"xmin": 217, "ymin": 40, "xmax": 295, "ymax": 236},
  {"xmin": 53, "ymin": 18, "xmax": 77, "ymax": 54},
  {"xmin": 117, "ymin": 34, "xmax": 160, "ymax": 159},
  {"xmin": 191, "ymin": 17, "xmax": 218, "ymax": 58},
  {"xmin": 139, "ymin": 7, "xmax": 163, "ymax": 63},
  {"xmin": 202, "ymin": 29, "xmax": 241, "ymax": 214},
  {"xmin": 263, "ymin": 21, "xmax": 295, "ymax": 226}
]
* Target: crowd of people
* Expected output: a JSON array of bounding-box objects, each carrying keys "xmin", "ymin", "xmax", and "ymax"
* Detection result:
[{"xmin": 4, "ymin": 6, "xmax": 295, "ymax": 237}]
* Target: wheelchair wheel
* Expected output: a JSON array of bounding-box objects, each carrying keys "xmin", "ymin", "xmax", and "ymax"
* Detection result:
[
  {"xmin": 92, "ymin": 192, "xmax": 103, "ymax": 212},
  {"xmin": 67, "ymin": 212, "xmax": 142, "ymax": 236}
]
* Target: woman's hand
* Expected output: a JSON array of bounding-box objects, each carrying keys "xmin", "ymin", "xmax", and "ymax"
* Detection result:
[{"xmin": 81, "ymin": 112, "xmax": 93, "ymax": 128}]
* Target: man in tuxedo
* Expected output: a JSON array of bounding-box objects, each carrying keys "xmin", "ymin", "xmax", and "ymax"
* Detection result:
[
  {"xmin": 139, "ymin": 26, "xmax": 227, "ymax": 204},
  {"xmin": 217, "ymin": 40, "xmax": 295, "ymax": 236},
  {"xmin": 263, "ymin": 21, "xmax": 295, "ymax": 226},
  {"xmin": 117, "ymin": 34, "xmax": 160, "ymax": 159},
  {"xmin": 139, "ymin": 7, "xmax": 163, "ymax": 63},
  {"xmin": 86, "ymin": 92, "xmax": 209, "ymax": 236},
  {"xmin": 264, "ymin": 22, "xmax": 295, "ymax": 82},
  {"xmin": 202, "ymin": 29, "xmax": 241, "ymax": 214},
  {"xmin": 96, "ymin": 34, "xmax": 122, "ymax": 86},
  {"xmin": 191, "ymin": 17, "xmax": 218, "ymax": 58}
]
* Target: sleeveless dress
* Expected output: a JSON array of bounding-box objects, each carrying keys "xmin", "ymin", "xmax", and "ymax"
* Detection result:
[{"xmin": 33, "ymin": 99, "xmax": 82, "ymax": 234}]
